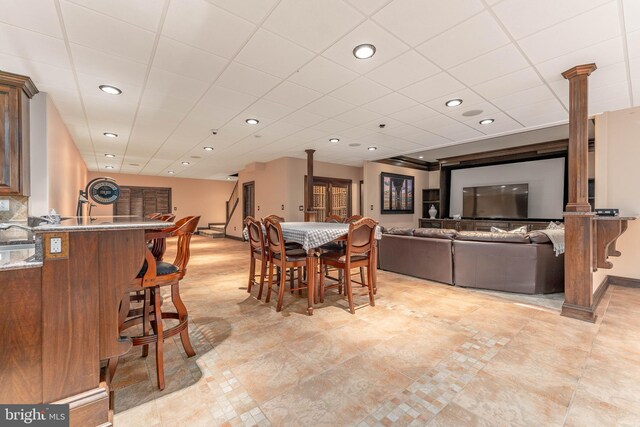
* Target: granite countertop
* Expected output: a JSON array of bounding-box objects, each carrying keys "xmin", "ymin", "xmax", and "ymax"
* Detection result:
[
  {"xmin": 31, "ymin": 215, "xmax": 174, "ymax": 231},
  {"xmin": 0, "ymin": 216, "xmax": 173, "ymax": 271}
]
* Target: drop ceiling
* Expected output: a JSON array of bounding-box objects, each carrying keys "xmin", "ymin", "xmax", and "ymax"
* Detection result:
[{"xmin": 0, "ymin": 0, "xmax": 638, "ymax": 180}]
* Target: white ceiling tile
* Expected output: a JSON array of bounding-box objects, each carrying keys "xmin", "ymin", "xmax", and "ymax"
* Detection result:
[
  {"xmin": 330, "ymin": 77, "xmax": 391, "ymax": 105},
  {"xmin": 334, "ymin": 108, "xmax": 382, "ymax": 126},
  {"xmin": 152, "ymin": 37, "xmax": 228, "ymax": 83},
  {"xmin": 263, "ymin": 0, "xmax": 363, "ymax": 53},
  {"xmin": 163, "ymin": 0, "xmax": 255, "ymax": 58},
  {"xmin": 534, "ymin": 37, "xmax": 624, "ymax": 82},
  {"xmin": 626, "ymin": 30, "xmax": 640, "ymax": 59},
  {"xmin": 474, "ymin": 68, "xmax": 544, "ymax": 100},
  {"xmin": 366, "ymin": 50, "xmax": 439, "ymax": 90},
  {"xmin": 145, "ymin": 67, "xmax": 210, "ymax": 101},
  {"xmin": 288, "ymin": 56, "xmax": 358, "ymax": 93},
  {"xmin": 198, "ymin": 85, "xmax": 258, "ymax": 120},
  {"xmin": 449, "ymin": 44, "xmax": 529, "ymax": 86},
  {"xmin": 279, "ymin": 110, "xmax": 327, "ymax": 128},
  {"xmin": 399, "ymin": 72, "xmax": 465, "ymax": 103},
  {"xmin": 0, "ymin": 53, "xmax": 74, "ymax": 92},
  {"xmin": 389, "ymin": 104, "xmax": 439, "ymax": 124},
  {"xmin": 372, "ymin": 0, "xmax": 484, "ymax": 46},
  {"xmin": 492, "ymin": 0, "xmax": 614, "ymax": 40},
  {"xmin": 623, "ymin": 0, "xmax": 640, "ymax": 32},
  {"xmin": 61, "ymin": 1, "xmax": 155, "ymax": 63},
  {"xmin": 216, "ymin": 61, "xmax": 281, "ymax": 97},
  {"xmin": 493, "ymin": 85, "xmax": 555, "ymax": 111},
  {"xmin": 589, "ymin": 81, "xmax": 631, "ymax": 107},
  {"xmin": 0, "ymin": 23, "xmax": 70, "ymax": 68},
  {"xmin": 71, "ymin": 43, "xmax": 147, "ymax": 86},
  {"xmin": 311, "ymin": 118, "xmax": 354, "ymax": 133},
  {"xmin": 629, "ymin": 58, "xmax": 640, "ymax": 103},
  {"xmin": 517, "ymin": 2, "xmax": 620, "ymax": 64},
  {"xmin": 417, "ymin": 12, "xmax": 510, "ymax": 69},
  {"xmin": 65, "ymin": 0, "xmax": 165, "ymax": 31},
  {"xmin": 241, "ymin": 98, "xmax": 295, "ymax": 121},
  {"xmin": 301, "ymin": 96, "xmax": 355, "ymax": 118},
  {"xmin": 413, "ymin": 113, "xmax": 460, "ymax": 131},
  {"xmin": 0, "ymin": 0, "xmax": 62, "ymax": 37},
  {"xmin": 362, "ymin": 92, "xmax": 418, "ymax": 116},
  {"xmin": 322, "ymin": 21, "xmax": 409, "ymax": 74},
  {"xmin": 339, "ymin": 125, "xmax": 377, "ymax": 139},
  {"xmin": 442, "ymin": 101, "xmax": 500, "ymax": 122},
  {"xmin": 346, "ymin": 0, "xmax": 392, "ymax": 16},
  {"xmin": 235, "ymin": 29, "xmax": 315, "ymax": 78},
  {"xmin": 430, "ymin": 122, "xmax": 484, "ymax": 141},
  {"xmin": 507, "ymin": 99, "xmax": 568, "ymax": 127},
  {"xmin": 205, "ymin": 0, "xmax": 279, "ymax": 24},
  {"xmin": 76, "ymin": 71, "xmax": 143, "ymax": 104},
  {"xmin": 263, "ymin": 81, "xmax": 322, "ymax": 108},
  {"xmin": 250, "ymin": 121, "xmax": 304, "ymax": 142}
]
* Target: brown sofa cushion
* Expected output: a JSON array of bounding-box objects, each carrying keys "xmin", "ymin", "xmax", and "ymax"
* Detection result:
[
  {"xmin": 413, "ymin": 228, "xmax": 458, "ymax": 240},
  {"xmin": 456, "ymin": 231, "xmax": 531, "ymax": 244},
  {"xmin": 528, "ymin": 230, "xmax": 551, "ymax": 243},
  {"xmin": 383, "ymin": 227, "xmax": 414, "ymax": 236}
]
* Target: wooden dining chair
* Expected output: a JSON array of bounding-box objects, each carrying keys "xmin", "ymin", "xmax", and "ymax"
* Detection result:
[
  {"xmin": 264, "ymin": 218, "xmax": 307, "ymax": 312},
  {"xmin": 244, "ymin": 216, "xmax": 267, "ymax": 300},
  {"xmin": 344, "ymin": 214, "xmax": 363, "ymax": 223},
  {"xmin": 116, "ymin": 216, "xmax": 200, "ymax": 390},
  {"xmin": 319, "ymin": 217, "xmax": 377, "ymax": 314},
  {"xmin": 325, "ymin": 214, "xmax": 343, "ymax": 223}
]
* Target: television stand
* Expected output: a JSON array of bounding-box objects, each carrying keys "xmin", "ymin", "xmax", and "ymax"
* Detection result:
[{"xmin": 418, "ymin": 218, "xmax": 555, "ymax": 232}]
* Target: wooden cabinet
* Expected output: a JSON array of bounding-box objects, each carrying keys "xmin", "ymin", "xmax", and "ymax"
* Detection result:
[
  {"xmin": 114, "ymin": 186, "xmax": 172, "ymax": 216},
  {"xmin": 0, "ymin": 71, "xmax": 38, "ymax": 196},
  {"xmin": 422, "ymin": 189, "xmax": 440, "ymax": 218}
]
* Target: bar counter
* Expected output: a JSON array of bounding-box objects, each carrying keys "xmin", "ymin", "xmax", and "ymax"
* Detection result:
[{"xmin": 0, "ymin": 216, "xmax": 172, "ymax": 427}]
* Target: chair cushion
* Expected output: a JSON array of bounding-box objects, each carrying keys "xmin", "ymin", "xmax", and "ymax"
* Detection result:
[
  {"xmin": 321, "ymin": 249, "xmax": 369, "ymax": 263},
  {"xmin": 138, "ymin": 261, "xmax": 179, "ymax": 278},
  {"xmin": 273, "ymin": 248, "xmax": 307, "ymax": 262},
  {"xmin": 320, "ymin": 241, "xmax": 343, "ymax": 251}
]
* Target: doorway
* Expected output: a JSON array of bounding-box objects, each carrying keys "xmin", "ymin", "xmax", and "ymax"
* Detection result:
[{"xmin": 242, "ymin": 181, "xmax": 255, "ymax": 221}]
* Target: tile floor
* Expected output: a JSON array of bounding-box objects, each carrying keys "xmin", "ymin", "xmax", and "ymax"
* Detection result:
[{"xmin": 113, "ymin": 237, "xmax": 640, "ymax": 427}]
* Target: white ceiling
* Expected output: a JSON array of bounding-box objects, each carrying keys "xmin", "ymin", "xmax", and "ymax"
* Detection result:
[{"xmin": 0, "ymin": 0, "xmax": 638, "ymax": 180}]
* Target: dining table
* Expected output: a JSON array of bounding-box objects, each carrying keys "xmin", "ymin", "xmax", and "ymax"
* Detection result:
[{"xmin": 275, "ymin": 221, "xmax": 382, "ymax": 315}]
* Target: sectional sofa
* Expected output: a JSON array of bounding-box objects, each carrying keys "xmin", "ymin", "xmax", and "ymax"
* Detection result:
[{"xmin": 378, "ymin": 227, "xmax": 564, "ymax": 294}]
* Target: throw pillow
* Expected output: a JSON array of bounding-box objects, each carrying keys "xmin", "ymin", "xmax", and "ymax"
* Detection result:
[
  {"xmin": 547, "ymin": 221, "xmax": 564, "ymax": 230},
  {"xmin": 490, "ymin": 225, "xmax": 527, "ymax": 234}
]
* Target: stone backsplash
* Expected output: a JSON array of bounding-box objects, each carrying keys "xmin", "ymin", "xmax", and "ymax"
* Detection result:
[{"xmin": 0, "ymin": 195, "xmax": 28, "ymax": 222}]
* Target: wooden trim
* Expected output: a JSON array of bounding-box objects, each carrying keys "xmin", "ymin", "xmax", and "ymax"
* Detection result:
[
  {"xmin": 608, "ymin": 275, "xmax": 640, "ymax": 288},
  {"xmin": 439, "ymin": 139, "xmax": 570, "ymax": 166},
  {"xmin": 0, "ymin": 70, "xmax": 39, "ymax": 98},
  {"xmin": 375, "ymin": 156, "xmax": 439, "ymax": 171},
  {"xmin": 592, "ymin": 275, "xmax": 609, "ymax": 312}
]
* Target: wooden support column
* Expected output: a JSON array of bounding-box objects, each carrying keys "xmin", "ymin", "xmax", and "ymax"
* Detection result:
[
  {"xmin": 561, "ymin": 63, "xmax": 598, "ymax": 322},
  {"xmin": 304, "ymin": 149, "xmax": 317, "ymax": 222}
]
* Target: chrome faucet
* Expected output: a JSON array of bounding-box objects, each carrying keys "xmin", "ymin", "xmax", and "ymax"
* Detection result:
[{"xmin": 0, "ymin": 223, "xmax": 32, "ymax": 232}]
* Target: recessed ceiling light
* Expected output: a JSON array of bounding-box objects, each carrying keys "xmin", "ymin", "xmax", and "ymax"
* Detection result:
[
  {"xmin": 168, "ymin": 171, "xmax": 175, "ymax": 174},
  {"xmin": 99, "ymin": 85, "xmax": 122, "ymax": 95},
  {"xmin": 479, "ymin": 118, "xmax": 495, "ymax": 125},
  {"xmin": 104, "ymin": 153, "xmax": 116, "ymax": 158},
  {"xmin": 245, "ymin": 118, "xmax": 259, "ymax": 125},
  {"xmin": 103, "ymin": 132, "xmax": 118, "ymax": 138},
  {"xmin": 418, "ymin": 156, "xmax": 424, "ymax": 159},
  {"xmin": 203, "ymin": 146, "xmax": 214, "ymax": 151},
  {"xmin": 368, "ymin": 146, "xmax": 377, "ymax": 151},
  {"xmin": 181, "ymin": 161, "xmax": 190, "ymax": 165},
  {"xmin": 445, "ymin": 98, "xmax": 463, "ymax": 107},
  {"xmin": 329, "ymin": 138, "xmax": 340, "ymax": 143},
  {"xmin": 226, "ymin": 177, "xmax": 232, "ymax": 180},
  {"xmin": 105, "ymin": 165, "xmax": 114, "ymax": 169},
  {"xmin": 353, "ymin": 43, "xmax": 376, "ymax": 59}
]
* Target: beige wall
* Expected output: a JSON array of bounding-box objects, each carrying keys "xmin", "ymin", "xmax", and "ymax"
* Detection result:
[
  {"xmin": 592, "ymin": 106, "xmax": 640, "ymax": 293},
  {"xmin": 362, "ymin": 161, "xmax": 431, "ymax": 228},
  {"xmin": 29, "ymin": 93, "xmax": 88, "ymax": 216},
  {"xmin": 227, "ymin": 157, "xmax": 363, "ymax": 238},
  {"xmin": 88, "ymin": 172, "xmax": 235, "ymax": 226}
]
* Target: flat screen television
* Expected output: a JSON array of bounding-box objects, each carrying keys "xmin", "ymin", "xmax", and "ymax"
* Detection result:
[{"xmin": 462, "ymin": 183, "xmax": 528, "ymax": 219}]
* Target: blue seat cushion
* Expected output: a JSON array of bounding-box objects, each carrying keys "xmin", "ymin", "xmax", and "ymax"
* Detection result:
[{"xmin": 138, "ymin": 260, "xmax": 179, "ymax": 278}]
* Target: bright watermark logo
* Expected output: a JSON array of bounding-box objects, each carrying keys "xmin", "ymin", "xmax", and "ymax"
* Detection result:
[{"xmin": 0, "ymin": 405, "xmax": 68, "ymax": 426}]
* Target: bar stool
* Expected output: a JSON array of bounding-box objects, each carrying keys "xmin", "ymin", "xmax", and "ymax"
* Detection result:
[{"xmin": 115, "ymin": 216, "xmax": 200, "ymax": 390}]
